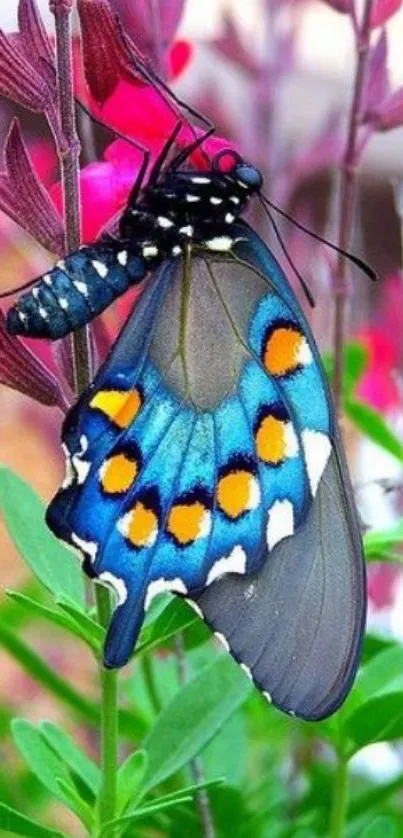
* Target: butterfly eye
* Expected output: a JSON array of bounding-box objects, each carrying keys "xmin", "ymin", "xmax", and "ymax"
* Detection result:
[
  {"xmin": 212, "ymin": 148, "xmax": 244, "ymax": 173},
  {"xmin": 234, "ymin": 163, "xmax": 263, "ymax": 190}
]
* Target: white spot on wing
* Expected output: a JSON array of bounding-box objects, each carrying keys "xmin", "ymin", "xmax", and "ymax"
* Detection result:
[
  {"xmin": 225, "ymin": 213, "xmax": 235, "ymax": 223},
  {"xmin": 230, "ymin": 196, "xmax": 240, "ymax": 205},
  {"xmin": 92, "ymin": 259, "xmax": 108, "ymax": 278},
  {"xmin": 185, "ymin": 598, "xmax": 204, "ymax": 619},
  {"xmin": 59, "ymin": 297, "xmax": 69, "ymax": 310},
  {"xmin": 61, "ymin": 443, "xmax": 74, "ymax": 488},
  {"xmin": 214, "ymin": 632, "xmax": 230, "ymax": 652},
  {"xmin": 32, "ymin": 287, "xmax": 40, "ymax": 299},
  {"xmin": 191, "ymin": 176, "xmax": 210, "ymax": 184},
  {"xmin": 210, "ymin": 196, "xmax": 223, "ymax": 205},
  {"xmin": 18, "ymin": 311, "xmax": 27, "ymax": 324},
  {"xmin": 285, "ymin": 423, "xmax": 299, "ymax": 458},
  {"xmin": 266, "ymin": 499, "xmax": 294, "ymax": 550},
  {"xmin": 99, "ymin": 572, "xmax": 128, "ymax": 605},
  {"xmin": 71, "ymin": 435, "xmax": 90, "ymax": 485},
  {"xmin": 263, "ymin": 691, "xmax": 272, "ymax": 703},
  {"xmin": 56, "ymin": 259, "xmax": 66, "ymax": 271},
  {"xmin": 39, "ymin": 306, "xmax": 48, "ymax": 319},
  {"xmin": 172, "ymin": 245, "xmax": 181, "ymax": 256},
  {"xmin": 302, "ymin": 429, "xmax": 332, "ymax": 496},
  {"xmin": 206, "ymin": 545, "xmax": 247, "ymax": 585},
  {"xmin": 145, "ymin": 577, "xmax": 187, "ymax": 610},
  {"xmin": 117, "ymin": 511, "xmax": 158, "ymax": 548},
  {"xmin": 186, "ymin": 194, "xmax": 200, "ymax": 202},
  {"xmin": 43, "ymin": 274, "xmax": 52, "ymax": 286},
  {"xmin": 179, "ymin": 225, "xmax": 194, "ymax": 237},
  {"xmin": 297, "ymin": 338, "xmax": 313, "ymax": 367},
  {"xmin": 240, "ymin": 663, "xmax": 253, "ymax": 680},
  {"xmin": 247, "ymin": 477, "xmax": 261, "ymax": 510},
  {"xmin": 71, "ymin": 533, "xmax": 98, "ymax": 563}
]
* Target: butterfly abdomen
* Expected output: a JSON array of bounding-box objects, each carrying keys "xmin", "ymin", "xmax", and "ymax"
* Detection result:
[{"xmin": 7, "ymin": 243, "xmax": 147, "ymax": 339}]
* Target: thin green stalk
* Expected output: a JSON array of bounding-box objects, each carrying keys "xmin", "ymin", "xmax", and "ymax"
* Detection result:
[
  {"xmin": 96, "ymin": 587, "xmax": 119, "ymax": 836},
  {"xmin": 329, "ymin": 755, "xmax": 349, "ymax": 838},
  {"xmin": 50, "ymin": 2, "xmax": 119, "ymax": 834},
  {"xmin": 142, "ymin": 653, "xmax": 162, "ymax": 715}
]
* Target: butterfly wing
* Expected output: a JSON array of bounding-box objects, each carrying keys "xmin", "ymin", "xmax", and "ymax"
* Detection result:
[
  {"xmin": 7, "ymin": 239, "xmax": 146, "ymax": 340},
  {"xmin": 46, "ymin": 221, "xmax": 365, "ymax": 718}
]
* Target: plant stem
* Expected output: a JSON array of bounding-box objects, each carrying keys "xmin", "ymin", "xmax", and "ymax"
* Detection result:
[
  {"xmin": 329, "ymin": 755, "xmax": 349, "ymax": 838},
  {"xmin": 52, "ymin": 0, "xmax": 92, "ymax": 394},
  {"xmin": 174, "ymin": 634, "xmax": 216, "ymax": 838},
  {"xmin": 96, "ymin": 586, "xmax": 119, "ymax": 835},
  {"xmin": 142, "ymin": 653, "xmax": 162, "ymax": 715},
  {"xmin": 51, "ymin": 2, "xmax": 119, "ymax": 834},
  {"xmin": 333, "ymin": 0, "xmax": 373, "ymax": 416}
]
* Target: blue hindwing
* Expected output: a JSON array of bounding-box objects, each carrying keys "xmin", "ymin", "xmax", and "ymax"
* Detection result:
[{"xmin": 46, "ymin": 222, "xmax": 365, "ymax": 719}]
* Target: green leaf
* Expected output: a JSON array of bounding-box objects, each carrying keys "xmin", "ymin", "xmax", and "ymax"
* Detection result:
[
  {"xmin": 55, "ymin": 597, "xmax": 104, "ymax": 649},
  {"xmin": 322, "ymin": 341, "xmax": 368, "ymax": 396},
  {"xmin": 117, "ymin": 750, "xmax": 148, "ymax": 813},
  {"xmin": 40, "ymin": 722, "xmax": 100, "ymax": 795},
  {"xmin": 99, "ymin": 796, "xmax": 192, "ymax": 836},
  {"xmin": 11, "ymin": 719, "xmax": 71, "ymax": 800},
  {"xmin": 55, "ymin": 779, "xmax": 93, "ymax": 830},
  {"xmin": 142, "ymin": 653, "xmax": 253, "ymax": 793},
  {"xmin": 364, "ymin": 520, "xmax": 403, "ymax": 562},
  {"xmin": 349, "ymin": 646, "xmax": 403, "ymax": 709},
  {"xmin": 0, "ymin": 803, "xmax": 67, "ymax": 837},
  {"xmin": 345, "ymin": 400, "xmax": 403, "ymax": 461},
  {"xmin": 359, "ymin": 817, "xmax": 399, "ymax": 838},
  {"xmin": 5, "ymin": 592, "xmax": 99, "ymax": 653},
  {"xmin": 136, "ymin": 599, "xmax": 197, "ymax": 656},
  {"xmin": 0, "ymin": 468, "xmax": 84, "ymax": 606},
  {"xmin": 345, "ymin": 691, "xmax": 403, "ymax": 752}
]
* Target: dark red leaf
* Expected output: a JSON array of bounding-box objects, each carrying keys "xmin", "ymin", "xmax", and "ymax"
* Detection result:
[
  {"xmin": 17, "ymin": 0, "xmax": 56, "ymax": 87},
  {"xmin": 320, "ymin": 0, "xmax": 354, "ymax": 13},
  {"xmin": 0, "ymin": 311, "xmax": 67, "ymax": 409},
  {"xmin": 0, "ymin": 120, "xmax": 64, "ymax": 253},
  {"xmin": 0, "ymin": 28, "xmax": 52, "ymax": 111}
]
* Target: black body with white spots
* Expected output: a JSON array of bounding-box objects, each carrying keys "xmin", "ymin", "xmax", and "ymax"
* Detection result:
[{"xmin": 7, "ymin": 162, "xmax": 262, "ymax": 340}]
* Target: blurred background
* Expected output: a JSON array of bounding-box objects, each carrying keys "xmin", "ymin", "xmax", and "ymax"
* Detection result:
[{"xmin": 0, "ymin": 0, "xmax": 403, "ymax": 834}]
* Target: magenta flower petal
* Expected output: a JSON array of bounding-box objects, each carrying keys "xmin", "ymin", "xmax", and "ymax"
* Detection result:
[
  {"xmin": 0, "ymin": 311, "xmax": 67, "ymax": 409},
  {"xmin": 367, "ymin": 86, "xmax": 403, "ymax": 131},
  {"xmin": 370, "ymin": 0, "xmax": 403, "ymax": 27},
  {"xmin": 362, "ymin": 31, "xmax": 389, "ymax": 119},
  {"xmin": 0, "ymin": 119, "xmax": 64, "ymax": 253}
]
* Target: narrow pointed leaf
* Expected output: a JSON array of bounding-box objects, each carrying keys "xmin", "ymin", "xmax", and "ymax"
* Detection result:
[
  {"xmin": 345, "ymin": 399, "xmax": 403, "ymax": 461},
  {"xmin": 0, "ymin": 803, "xmax": 67, "ymax": 837},
  {"xmin": 135, "ymin": 598, "xmax": 197, "ymax": 656},
  {"xmin": 142, "ymin": 654, "xmax": 253, "ymax": 793},
  {"xmin": 6, "ymin": 592, "xmax": 99, "ymax": 652},
  {"xmin": 55, "ymin": 779, "xmax": 93, "ymax": 830},
  {"xmin": 56, "ymin": 596, "xmax": 105, "ymax": 648},
  {"xmin": 0, "ymin": 467, "xmax": 85, "ymax": 606},
  {"xmin": 117, "ymin": 750, "xmax": 148, "ymax": 813},
  {"xmin": 99, "ymin": 797, "xmax": 192, "ymax": 836},
  {"xmin": 40, "ymin": 722, "xmax": 100, "ymax": 795},
  {"xmin": 11, "ymin": 719, "xmax": 71, "ymax": 800}
]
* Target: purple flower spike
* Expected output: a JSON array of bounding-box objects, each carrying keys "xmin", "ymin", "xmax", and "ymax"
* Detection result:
[
  {"xmin": 0, "ymin": 119, "xmax": 65, "ymax": 254},
  {"xmin": 0, "ymin": 311, "xmax": 68, "ymax": 410}
]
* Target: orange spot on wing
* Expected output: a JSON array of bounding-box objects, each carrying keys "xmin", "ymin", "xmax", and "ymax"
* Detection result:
[
  {"xmin": 217, "ymin": 470, "xmax": 256, "ymax": 519},
  {"xmin": 167, "ymin": 502, "xmax": 210, "ymax": 546},
  {"xmin": 264, "ymin": 327, "xmax": 303, "ymax": 376},
  {"xmin": 90, "ymin": 389, "xmax": 143, "ymax": 428},
  {"xmin": 100, "ymin": 453, "xmax": 139, "ymax": 494},
  {"xmin": 123, "ymin": 502, "xmax": 158, "ymax": 549},
  {"xmin": 256, "ymin": 415, "xmax": 286, "ymax": 464}
]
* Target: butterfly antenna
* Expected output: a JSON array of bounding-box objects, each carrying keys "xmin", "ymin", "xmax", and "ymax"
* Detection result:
[
  {"xmin": 260, "ymin": 193, "xmax": 377, "ymax": 283},
  {"xmin": 259, "ymin": 197, "xmax": 316, "ymax": 308},
  {"xmin": 0, "ymin": 276, "xmax": 39, "ymax": 300}
]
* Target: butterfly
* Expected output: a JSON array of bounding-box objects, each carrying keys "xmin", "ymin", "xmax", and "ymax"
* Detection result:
[{"xmin": 5, "ymin": 54, "xmax": 370, "ymax": 722}]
